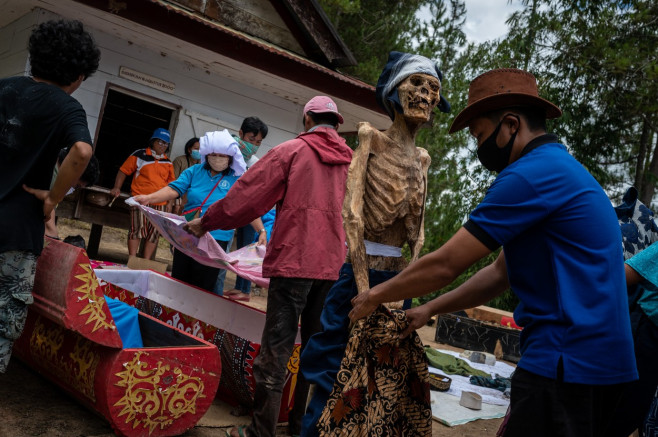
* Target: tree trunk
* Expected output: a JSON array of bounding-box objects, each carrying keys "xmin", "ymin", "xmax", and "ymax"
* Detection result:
[
  {"xmin": 639, "ymin": 130, "xmax": 658, "ymax": 208},
  {"xmin": 522, "ymin": 0, "xmax": 539, "ymax": 71},
  {"xmin": 634, "ymin": 120, "xmax": 649, "ymax": 191}
]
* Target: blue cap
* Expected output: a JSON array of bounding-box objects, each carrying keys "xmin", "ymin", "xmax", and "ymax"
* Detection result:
[{"xmin": 150, "ymin": 128, "xmax": 170, "ymax": 144}]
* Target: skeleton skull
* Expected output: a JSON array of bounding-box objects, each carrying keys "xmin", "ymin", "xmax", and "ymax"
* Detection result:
[{"xmin": 397, "ymin": 73, "xmax": 441, "ymax": 122}]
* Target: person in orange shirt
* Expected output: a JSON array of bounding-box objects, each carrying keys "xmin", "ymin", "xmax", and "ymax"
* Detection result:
[{"xmin": 110, "ymin": 128, "xmax": 175, "ymax": 259}]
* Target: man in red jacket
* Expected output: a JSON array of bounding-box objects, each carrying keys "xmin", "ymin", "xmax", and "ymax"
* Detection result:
[{"xmin": 185, "ymin": 96, "xmax": 353, "ymax": 437}]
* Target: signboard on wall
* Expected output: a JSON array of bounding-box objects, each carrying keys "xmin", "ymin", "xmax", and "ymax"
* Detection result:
[{"xmin": 119, "ymin": 66, "xmax": 175, "ymax": 94}]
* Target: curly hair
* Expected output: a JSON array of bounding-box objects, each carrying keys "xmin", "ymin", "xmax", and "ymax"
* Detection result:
[{"xmin": 29, "ymin": 19, "xmax": 101, "ymax": 86}]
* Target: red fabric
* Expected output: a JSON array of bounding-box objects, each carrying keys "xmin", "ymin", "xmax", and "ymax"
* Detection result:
[{"xmin": 201, "ymin": 127, "xmax": 352, "ymax": 280}]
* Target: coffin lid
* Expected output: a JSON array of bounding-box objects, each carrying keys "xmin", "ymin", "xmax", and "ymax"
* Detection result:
[{"xmin": 32, "ymin": 239, "xmax": 123, "ymax": 348}]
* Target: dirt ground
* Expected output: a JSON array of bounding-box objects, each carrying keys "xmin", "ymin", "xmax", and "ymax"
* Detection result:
[{"xmin": 0, "ymin": 219, "xmax": 505, "ymax": 437}]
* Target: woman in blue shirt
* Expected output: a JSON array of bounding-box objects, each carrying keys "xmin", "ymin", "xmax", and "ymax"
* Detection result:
[{"xmin": 133, "ymin": 129, "xmax": 266, "ymax": 293}]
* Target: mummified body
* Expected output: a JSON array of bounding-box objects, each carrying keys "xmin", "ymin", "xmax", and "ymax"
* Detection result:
[
  {"xmin": 343, "ymin": 73, "xmax": 441, "ymax": 295},
  {"xmin": 299, "ymin": 56, "xmax": 450, "ymax": 435}
]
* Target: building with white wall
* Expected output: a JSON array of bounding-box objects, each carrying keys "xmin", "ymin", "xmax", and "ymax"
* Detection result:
[{"xmin": 0, "ymin": 0, "xmax": 388, "ymax": 255}]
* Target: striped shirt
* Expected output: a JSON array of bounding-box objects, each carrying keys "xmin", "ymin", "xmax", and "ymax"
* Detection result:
[{"xmin": 119, "ymin": 147, "xmax": 175, "ymax": 205}]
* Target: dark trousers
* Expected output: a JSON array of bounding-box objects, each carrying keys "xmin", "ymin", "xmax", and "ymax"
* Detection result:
[
  {"xmin": 246, "ymin": 277, "xmax": 333, "ymax": 437},
  {"xmin": 234, "ymin": 225, "xmax": 256, "ymax": 294},
  {"xmin": 504, "ymin": 366, "xmax": 627, "ymax": 437},
  {"xmin": 605, "ymin": 311, "xmax": 658, "ymax": 437},
  {"xmin": 644, "ymin": 394, "xmax": 658, "ymax": 436},
  {"xmin": 171, "ymin": 239, "xmax": 228, "ymax": 292}
]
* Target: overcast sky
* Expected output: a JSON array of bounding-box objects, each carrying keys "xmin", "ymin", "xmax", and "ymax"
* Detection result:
[{"xmin": 461, "ymin": 0, "xmax": 523, "ymax": 43}]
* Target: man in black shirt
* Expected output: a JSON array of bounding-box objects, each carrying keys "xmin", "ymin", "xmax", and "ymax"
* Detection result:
[{"xmin": 0, "ymin": 19, "xmax": 100, "ymax": 373}]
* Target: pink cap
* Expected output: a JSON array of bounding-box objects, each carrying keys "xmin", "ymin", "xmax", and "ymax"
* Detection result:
[{"xmin": 303, "ymin": 96, "xmax": 344, "ymax": 124}]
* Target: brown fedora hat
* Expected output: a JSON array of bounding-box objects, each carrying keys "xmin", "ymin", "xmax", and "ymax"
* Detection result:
[{"xmin": 449, "ymin": 68, "xmax": 562, "ymax": 133}]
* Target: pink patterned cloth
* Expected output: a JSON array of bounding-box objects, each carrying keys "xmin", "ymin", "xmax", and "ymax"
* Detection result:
[{"xmin": 127, "ymin": 199, "xmax": 269, "ymax": 287}]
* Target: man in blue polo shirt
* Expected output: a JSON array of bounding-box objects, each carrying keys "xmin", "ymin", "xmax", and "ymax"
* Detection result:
[{"xmin": 349, "ymin": 68, "xmax": 637, "ymax": 437}]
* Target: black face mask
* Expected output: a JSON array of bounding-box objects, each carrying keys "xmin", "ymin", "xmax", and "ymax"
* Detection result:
[{"xmin": 477, "ymin": 115, "xmax": 519, "ymax": 173}]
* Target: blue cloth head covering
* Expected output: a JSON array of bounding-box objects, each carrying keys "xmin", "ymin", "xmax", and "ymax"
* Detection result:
[{"xmin": 376, "ymin": 51, "xmax": 451, "ymax": 121}]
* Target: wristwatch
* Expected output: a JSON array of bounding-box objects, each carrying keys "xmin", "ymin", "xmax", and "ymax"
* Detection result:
[{"xmin": 258, "ymin": 228, "xmax": 266, "ymax": 233}]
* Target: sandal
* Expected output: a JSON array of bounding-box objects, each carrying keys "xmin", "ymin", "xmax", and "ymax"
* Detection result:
[
  {"xmin": 225, "ymin": 426, "xmax": 248, "ymax": 437},
  {"xmin": 228, "ymin": 293, "xmax": 250, "ymax": 302},
  {"xmin": 224, "ymin": 288, "xmax": 242, "ymax": 296}
]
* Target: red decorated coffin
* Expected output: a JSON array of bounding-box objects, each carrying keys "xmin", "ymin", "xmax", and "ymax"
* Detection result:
[
  {"xmin": 12, "ymin": 239, "xmax": 221, "ymax": 437},
  {"xmin": 95, "ymin": 268, "xmax": 301, "ymax": 423}
]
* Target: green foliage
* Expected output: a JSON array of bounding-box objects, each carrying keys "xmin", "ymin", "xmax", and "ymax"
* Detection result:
[
  {"xmin": 410, "ymin": 5, "xmax": 520, "ymax": 310},
  {"xmin": 415, "ymin": 0, "xmax": 658, "ymax": 309},
  {"xmin": 317, "ymin": 0, "xmax": 432, "ymax": 84},
  {"xmin": 503, "ymin": 0, "xmax": 658, "ymax": 206}
]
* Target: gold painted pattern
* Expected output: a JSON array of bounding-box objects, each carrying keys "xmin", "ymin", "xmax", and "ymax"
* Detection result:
[
  {"xmin": 29, "ymin": 318, "xmax": 100, "ymax": 402},
  {"xmin": 113, "ymin": 351, "xmax": 206, "ymax": 434},
  {"xmin": 30, "ymin": 317, "xmax": 65, "ymax": 364},
  {"xmin": 67, "ymin": 337, "xmax": 101, "ymax": 402},
  {"xmin": 75, "ymin": 263, "xmax": 115, "ymax": 332}
]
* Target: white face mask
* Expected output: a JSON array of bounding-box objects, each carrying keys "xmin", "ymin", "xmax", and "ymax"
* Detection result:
[{"xmin": 207, "ymin": 155, "xmax": 230, "ymax": 172}]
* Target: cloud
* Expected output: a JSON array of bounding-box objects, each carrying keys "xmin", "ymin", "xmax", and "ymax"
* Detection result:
[
  {"xmin": 416, "ymin": 1, "xmax": 523, "ymax": 48},
  {"xmin": 462, "ymin": 0, "xmax": 522, "ymax": 44}
]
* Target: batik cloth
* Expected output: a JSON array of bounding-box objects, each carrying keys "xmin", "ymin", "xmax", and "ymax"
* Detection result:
[
  {"xmin": 614, "ymin": 186, "xmax": 658, "ymax": 330},
  {"xmin": 0, "ymin": 250, "xmax": 37, "ymax": 373},
  {"xmin": 615, "ymin": 186, "xmax": 658, "ymax": 261},
  {"xmin": 316, "ymin": 306, "xmax": 432, "ymax": 437}
]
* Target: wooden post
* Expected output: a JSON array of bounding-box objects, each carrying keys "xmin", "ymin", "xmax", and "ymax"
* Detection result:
[{"xmin": 87, "ymin": 223, "xmax": 103, "ymax": 258}]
